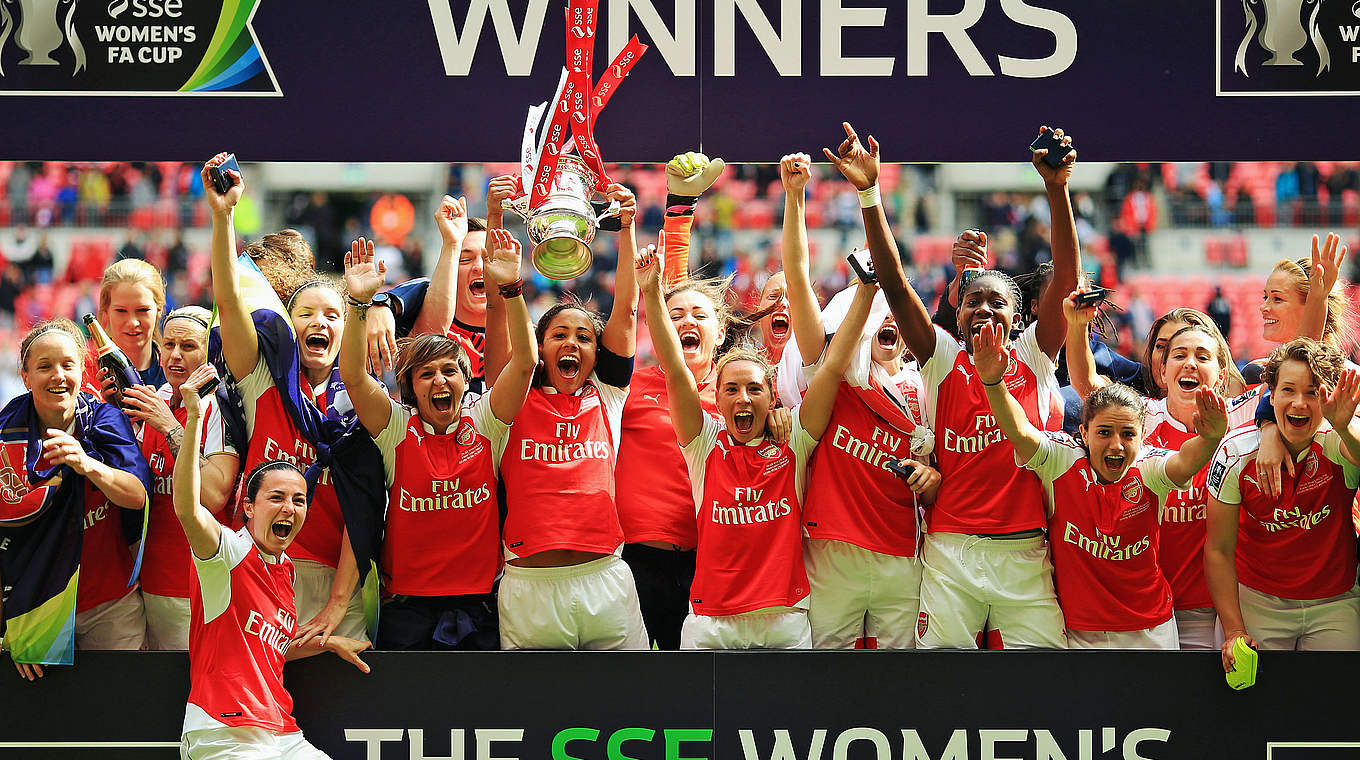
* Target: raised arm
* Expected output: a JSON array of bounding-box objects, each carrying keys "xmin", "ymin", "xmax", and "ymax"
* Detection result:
[
  {"xmin": 1063, "ymin": 291, "xmax": 1110, "ymax": 399},
  {"xmin": 172, "ymin": 365, "xmax": 225, "ymax": 560},
  {"xmin": 1164, "ymin": 388, "xmax": 1228, "ymax": 485},
  {"xmin": 638, "ymin": 246, "xmax": 702, "ymax": 445},
  {"xmin": 975, "ymin": 323, "xmax": 1044, "ymax": 463},
  {"xmin": 602, "ymin": 183, "xmax": 640, "ymax": 358},
  {"xmin": 662, "ymin": 151, "xmax": 725, "ymax": 289},
  {"xmin": 1031, "ymin": 127, "xmax": 1080, "ymax": 359},
  {"xmin": 202, "ymin": 154, "xmax": 258, "ymax": 380},
  {"xmin": 779, "ymin": 153, "xmax": 826, "ymax": 364},
  {"xmin": 340, "ymin": 238, "xmax": 396, "ymax": 439},
  {"xmin": 482, "ymin": 174, "xmax": 522, "ymax": 386},
  {"xmin": 484, "ymin": 229, "xmax": 537, "ymax": 423},
  {"xmin": 1322, "ymin": 369, "xmax": 1360, "ymax": 466},
  {"xmin": 799, "ymin": 281, "xmax": 876, "ymax": 440},
  {"xmin": 1299, "ymin": 233, "xmax": 1347, "ymax": 341},
  {"xmin": 411, "ymin": 196, "xmax": 467, "ymax": 337},
  {"xmin": 823, "ymin": 122, "xmax": 936, "ymax": 363}
]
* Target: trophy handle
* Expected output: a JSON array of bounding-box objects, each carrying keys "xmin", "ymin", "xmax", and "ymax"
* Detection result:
[{"xmin": 595, "ymin": 199, "xmax": 621, "ymax": 223}]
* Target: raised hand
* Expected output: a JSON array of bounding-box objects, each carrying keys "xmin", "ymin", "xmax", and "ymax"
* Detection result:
[
  {"xmin": 343, "ymin": 237, "xmax": 386, "ymax": 305},
  {"xmin": 1031, "ymin": 126, "xmax": 1077, "ymax": 187},
  {"xmin": 822, "ymin": 121, "xmax": 880, "ymax": 191},
  {"xmin": 971, "ymin": 323, "xmax": 1009, "ymax": 385},
  {"xmin": 483, "ymin": 228, "xmax": 524, "ymax": 289},
  {"xmin": 1322, "ymin": 368, "xmax": 1360, "ymax": 429},
  {"xmin": 666, "ymin": 151, "xmax": 726, "ymax": 197},
  {"xmin": 1310, "ymin": 232, "xmax": 1348, "ymax": 295},
  {"xmin": 634, "ymin": 244, "xmax": 661, "ymax": 296},
  {"xmin": 605, "ymin": 183, "xmax": 637, "ymax": 228},
  {"xmin": 178, "ymin": 364, "xmax": 218, "ymax": 421},
  {"xmin": 435, "ymin": 195, "xmax": 468, "ymax": 249},
  {"xmin": 952, "ymin": 229, "xmax": 988, "ymax": 271},
  {"xmin": 1191, "ymin": 387, "xmax": 1229, "ymax": 440},
  {"xmin": 779, "ymin": 153, "xmax": 812, "ymax": 194},
  {"xmin": 1063, "ymin": 290, "xmax": 1100, "ymax": 329},
  {"xmin": 487, "ymin": 174, "xmax": 520, "ymax": 215},
  {"xmin": 201, "ymin": 152, "xmax": 244, "ymax": 216}
]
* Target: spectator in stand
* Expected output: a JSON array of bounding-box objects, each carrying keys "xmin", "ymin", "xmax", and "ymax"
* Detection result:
[
  {"xmin": 1207, "ymin": 287, "xmax": 1232, "ymax": 340},
  {"xmin": 117, "ymin": 229, "xmax": 147, "ymax": 261}
]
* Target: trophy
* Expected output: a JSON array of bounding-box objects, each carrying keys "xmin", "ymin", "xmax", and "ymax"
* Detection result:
[
  {"xmin": 506, "ymin": 0, "xmax": 647, "ymax": 281},
  {"xmin": 1235, "ymin": 0, "xmax": 1331, "ymax": 76},
  {"xmin": 505, "ymin": 155, "xmax": 620, "ymax": 281}
]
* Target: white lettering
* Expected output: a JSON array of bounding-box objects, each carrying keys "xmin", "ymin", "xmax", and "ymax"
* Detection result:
[
  {"xmin": 609, "ymin": 0, "xmax": 697, "ymax": 76},
  {"xmin": 901, "ymin": 729, "xmax": 968, "ymax": 760},
  {"xmin": 997, "ymin": 0, "xmax": 1078, "ymax": 78},
  {"xmin": 715, "ymin": 0, "xmax": 801, "ymax": 76},
  {"xmin": 739, "ymin": 729, "xmax": 827, "ymax": 760},
  {"xmin": 906, "ymin": 0, "xmax": 990, "ymax": 76},
  {"xmin": 427, "ymin": 0, "xmax": 550, "ymax": 76},
  {"xmin": 820, "ymin": 0, "xmax": 892, "ymax": 76},
  {"xmin": 1341, "ymin": 25, "xmax": 1360, "ymax": 42},
  {"xmin": 832, "ymin": 728, "xmax": 890, "ymax": 760}
]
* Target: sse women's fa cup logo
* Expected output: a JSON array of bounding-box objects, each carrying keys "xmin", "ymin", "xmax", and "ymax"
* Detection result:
[{"xmin": 0, "ymin": 0, "xmax": 86, "ymax": 75}]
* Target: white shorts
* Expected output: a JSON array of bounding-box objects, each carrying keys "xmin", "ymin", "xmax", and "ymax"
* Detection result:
[
  {"xmin": 75, "ymin": 587, "xmax": 146, "ymax": 650},
  {"xmin": 1173, "ymin": 607, "xmax": 1223, "ymax": 651},
  {"xmin": 916, "ymin": 531, "xmax": 1067, "ymax": 650},
  {"xmin": 1239, "ymin": 582, "xmax": 1360, "ymax": 651},
  {"xmin": 498, "ymin": 555, "xmax": 649, "ymax": 650},
  {"xmin": 805, "ymin": 539, "xmax": 921, "ymax": 649},
  {"xmin": 292, "ymin": 559, "xmax": 368, "ymax": 642},
  {"xmin": 1065, "ymin": 616, "xmax": 1179, "ymax": 650},
  {"xmin": 144, "ymin": 593, "xmax": 191, "ymax": 651},
  {"xmin": 681, "ymin": 607, "xmax": 812, "ymax": 650},
  {"xmin": 181, "ymin": 725, "xmax": 330, "ymax": 760}
]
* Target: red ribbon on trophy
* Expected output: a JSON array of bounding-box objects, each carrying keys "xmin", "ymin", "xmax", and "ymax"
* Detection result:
[{"xmin": 526, "ymin": 0, "xmax": 647, "ymax": 208}]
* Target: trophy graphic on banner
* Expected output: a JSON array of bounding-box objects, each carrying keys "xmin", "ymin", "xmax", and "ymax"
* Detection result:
[
  {"xmin": 504, "ymin": 0, "xmax": 648, "ymax": 280},
  {"xmin": 1234, "ymin": 0, "xmax": 1331, "ymax": 76}
]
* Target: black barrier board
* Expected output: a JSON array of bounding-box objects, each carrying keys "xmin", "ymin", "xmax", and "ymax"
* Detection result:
[
  {"xmin": 3, "ymin": 651, "xmax": 1360, "ymax": 758},
  {"xmin": 2, "ymin": 1, "xmax": 1360, "ymax": 161}
]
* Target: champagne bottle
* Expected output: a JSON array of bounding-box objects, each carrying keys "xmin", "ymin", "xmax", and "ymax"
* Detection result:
[{"xmin": 82, "ymin": 314, "xmax": 142, "ymax": 408}]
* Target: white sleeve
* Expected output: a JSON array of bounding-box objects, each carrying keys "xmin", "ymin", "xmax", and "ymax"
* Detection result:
[
  {"xmin": 373, "ymin": 400, "xmax": 414, "ymax": 487},
  {"xmin": 236, "ymin": 353, "xmax": 273, "ymax": 428},
  {"xmin": 1136, "ymin": 451, "xmax": 1180, "ymax": 496},
  {"xmin": 1022, "ymin": 433, "xmax": 1084, "ymax": 484},
  {"xmin": 466, "ymin": 394, "xmax": 512, "ymax": 472},
  {"xmin": 590, "ymin": 378, "xmax": 629, "ymax": 456},
  {"xmin": 918, "ymin": 325, "xmax": 960, "ymax": 390},
  {"xmin": 1320, "ymin": 430, "xmax": 1360, "ymax": 488},
  {"xmin": 788, "ymin": 407, "xmax": 820, "ymax": 501},
  {"xmin": 200, "ymin": 395, "xmax": 235, "ymax": 458},
  {"xmin": 680, "ymin": 415, "xmax": 724, "ymax": 516},
  {"xmin": 193, "ymin": 528, "xmax": 253, "ymax": 625},
  {"xmin": 1014, "ymin": 323, "xmax": 1057, "ymax": 383},
  {"xmin": 1206, "ymin": 440, "xmax": 1247, "ymax": 505}
]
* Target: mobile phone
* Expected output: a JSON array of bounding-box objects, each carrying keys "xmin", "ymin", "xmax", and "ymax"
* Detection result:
[
  {"xmin": 847, "ymin": 248, "xmax": 876, "ymax": 284},
  {"xmin": 209, "ymin": 154, "xmax": 242, "ymax": 194},
  {"xmin": 197, "ymin": 376, "xmax": 220, "ymax": 398},
  {"xmin": 1029, "ymin": 128, "xmax": 1073, "ymax": 168},
  {"xmin": 886, "ymin": 459, "xmax": 915, "ymax": 481},
  {"xmin": 1073, "ymin": 288, "xmax": 1108, "ymax": 308}
]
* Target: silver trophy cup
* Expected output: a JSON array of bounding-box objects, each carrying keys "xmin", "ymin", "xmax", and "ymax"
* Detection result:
[{"xmin": 508, "ymin": 155, "xmax": 620, "ymax": 281}]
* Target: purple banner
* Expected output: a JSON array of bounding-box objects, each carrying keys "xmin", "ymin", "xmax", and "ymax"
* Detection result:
[{"xmin": 2, "ymin": 0, "xmax": 1359, "ymax": 161}]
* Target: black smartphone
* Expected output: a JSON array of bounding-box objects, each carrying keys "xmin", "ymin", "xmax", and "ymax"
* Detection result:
[
  {"xmin": 1029, "ymin": 128, "xmax": 1073, "ymax": 168},
  {"xmin": 847, "ymin": 248, "xmax": 876, "ymax": 284},
  {"xmin": 1074, "ymin": 287, "xmax": 1108, "ymax": 308},
  {"xmin": 209, "ymin": 154, "xmax": 241, "ymax": 194},
  {"xmin": 886, "ymin": 459, "xmax": 915, "ymax": 481},
  {"xmin": 197, "ymin": 376, "xmax": 220, "ymax": 398}
]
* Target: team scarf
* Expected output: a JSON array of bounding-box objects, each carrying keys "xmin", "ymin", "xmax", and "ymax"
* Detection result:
[
  {"xmin": 776, "ymin": 284, "xmax": 933, "ymax": 456},
  {"xmin": 0, "ymin": 392, "xmax": 151, "ymax": 666},
  {"xmin": 208, "ymin": 255, "xmax": 386, "ymax": 632}
]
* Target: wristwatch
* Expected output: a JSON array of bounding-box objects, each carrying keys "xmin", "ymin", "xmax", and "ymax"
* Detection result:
[{"xmin": 371, "ymin": 291, "xmax": 399, "ymax": 317}]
